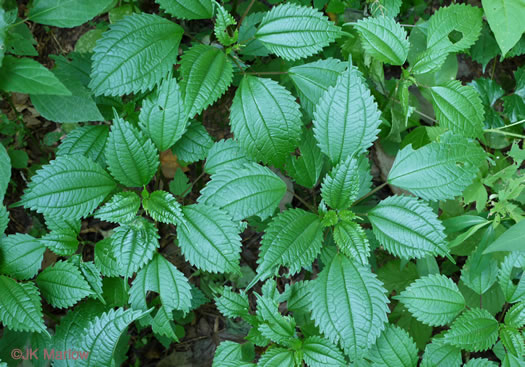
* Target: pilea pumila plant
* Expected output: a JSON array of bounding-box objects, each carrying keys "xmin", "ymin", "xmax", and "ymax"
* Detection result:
[{"xmin": 0, "ymin": 0, "xmax": 525, "ymax": 366}]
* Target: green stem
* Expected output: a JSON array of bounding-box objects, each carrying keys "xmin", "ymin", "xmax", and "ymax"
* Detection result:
[
  {"xmin": 484, "ymin": 129, "xmax": 525, "ymax": 139},
  {"xmin": 352, "ymin": 182, "xmax": 387, "ymax": 206},
  {"xmin": 487, "ymin": 119, "xmax": 525, "ymax": 130},
  {"xmin": 290, "ymin": 191, "xmax": 316, "ymax": 213},
  {"xmin": 245, "ymin": 71, "xmax": 288, "ymax": 75}
]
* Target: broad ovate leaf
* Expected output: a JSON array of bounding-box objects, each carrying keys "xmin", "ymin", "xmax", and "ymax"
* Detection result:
[
  {"xmin": 482, "ymin": 0, "xmax": 525, "ymax": 55},
  {"xmin": 333, "ymin": 221, "xmax": 370, "ymax": 265},
  {"xmin": 155, "ymin": 0, "xmax": 214, "ymax": 20},
  {"xmin": 29, "ymin": 0, "xmax": 113, "ymax": 27},
  {"xmin": 56, "ymin": 125, "xmax": 109, "ymax": 164},
  {"xmin": 143, "ymin": 190, "xmax": 184, "ymax": 225},
  {"xmin": 369, "ymin": 324, "xmax": 418, "ymax": 367},
  {"xmin": 302, "ymin": 336, "xmax": 346, "ymax": 367},
  {"xmin": 442, "ymin": 308, "xmax": 499, "ymax": 352},
  {"xmin": 484, "ymin": 220, "xmax": 525, "ymax": 253},
  {"xmin": 0, "ymin": 234, "xmax": 45, "ymax": 280},
  {"xmin": 498, "ymin": 252, "xmax": 525, "ymax": 303},
  {"xmin": 204, "ymin": 139, "xmax": 252, "ymax": 175},
  {"xmin": 172, "ymin": 120, "xmax": 213, "ymax": 163},
  {"xmin": 93, "ymin": 191, "xmax": 141, "ymax": 224}
]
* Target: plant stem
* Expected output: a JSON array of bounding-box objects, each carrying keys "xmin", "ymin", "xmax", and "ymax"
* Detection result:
[
  {"xmin": 487, "ymin": 119, "xmax": 525, "ymax": 130},
  {"xmin": 237, "ymin": 0, "xmax": 256, "ymax": 30},
  {"xmin": 290, "ymin": 191, "xmax": 316, "ymax": 212},
  {"xmin": 180, "ymin": 171, "xmax": 205, "ymax": 197},
  {"xmin": 484, "ymin": 129, "xmax": 525, "ymax": 139},
  {"xmin": 230, "ymin": 54, "xmax": 246, "ymax": 75},
  {"xmin": 245, "ymin": 71, "xmax": 288, "ymax": 75},
  {"xmin": 352, "ymin": 182, "xmax": 387, "ymax": 206}
]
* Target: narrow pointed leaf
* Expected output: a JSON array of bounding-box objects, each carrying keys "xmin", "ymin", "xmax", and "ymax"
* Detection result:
[{"xmin": 321, "ymin": 155, "xmax": 360, "ymax": 210}]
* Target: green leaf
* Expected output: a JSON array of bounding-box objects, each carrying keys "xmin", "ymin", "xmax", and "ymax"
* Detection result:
[
  {"xmin": 333, "ymin": 220, "xmax": 370, "ymax": 265},
  {"xmin": 470, "ymin": 23, "xmax": 501, "ymax": 73},
  {"xmin": 484, "ymin": 220, "xmax": 525, "ymax": 253},
  {"xmin": 255, "ymin": 3, "xmax": 341, "ymax": 60},
  {"xmin": 505, "ymin": 302, "xmax": 525, "ymax": 328},
  {"xmin": 500, "ymin": 326, "xmax": 524, "ymax": 358},
  {"xmin": 0, "ymin": 276, "xmax": 48, "ymax": 335},
  {"xmin": 252, "ymin": 208, "xmax": 323, "ymax": 285},
  {"xmin": 230, "ymin": 75, "xmax": 303, "ymax": 167},
  {"xmin": 177, "ymin": 203, "xmax": 242, "ymax": 274},
  {"xmin": 110, "ymin": 217, "xmax": 160, "ymax": 278},
  {"xmin": 369, "ymin": 0, "xmax": 402, "ymax": 17},
  {"xmin": 369, "ymin": 324, "xmax": 418, "ymax": 367},
  {"xmin": 79, "ymin": 308, "xmax": 149, "ymax": 367},
  {"xmin": 387, "ymin": 132, "xmax": 486, "ymax": 201},
  {"xmin": 464, "ymin": 358, "xmax": 499, "ymax": 367},
  {"xmin": 89, "ymin": 13, "xmax": 183, "ymax": 96},
  {"xmin": 289, "ymin": 58, "xmax": 346, "ymax": 119},
  {"xmin": 421, "ymin": 338, "xmax": 461, "ymax": 367},
  {"xmin": 0, "ymin": 56, "xmax": 70, "ymax": 95},
  {"xmin": 198, "ymin": 162, "xmax": 286, "ymax": 221},
  {"xmin": 461, "ymin": 241, "xmax": 499, "ymax": 295},
  {"xmin": 498, "ymin": 253, "xmax": 525, "ymax": 303},
  {"xmin": 172, "ymin": 120, "xmax": 213, "ymax": 163},
  {"xmin": 56, "ymin": 125, "xmax": 109, "ymax": 164},
  {"xmin": 20, "ymin": 155, "xmax": 116, "ymax": 219},
  {"xmin": 309, "ymin": 253, "xmax": 389, "ymax": 360},
  {"xmin": 502, "ymin": 352, "xmax": 525, "ymax": 367},
  {"xmin": 257, "ymin": 348, "xmax": 294, "ymax": 367},
  {"xmin": 215, "ymin": 287, "xmax": 251, "ymax": 319},
  {"xmin": 0, "ymin": 234, "xmax": 44, "ymax": 280},
  {"xmin": 29, "ymin": 0, "xmax": 113, "ymax": 27},
  {"xmin": 0, "ymin": 144, "xmax": 10, "ymax": 201},
  {"xmin": 139, "ymin": 76, "xmax": 188, "ymax": 151},
  {"xmin": 443, "ymin": 308, "xmax": 499, "ymax": 352},
  {"xmin": 36, "ymin": 261, "xmax": 93, "ymax": 309},
  {"xmin": 94, "ymin": 238, "xmax": 121, "ymax": 277},
  {"xmin": 155, "ymin": 0, "xmax": 214, "ymax": 20},
  {"xmin": 213, "ymin": 341, "xmax": 255, "ymax": 367},
  {"xmin": 45, "ymin": 215, "xmax": 81, "ymax": 233},
  {"xmin": 143, "ymin": 190, "xmax": 183, "ymax": 225},
  {"xmin": 94, "ymin": 191, "xmax": 141, "ymax": 224},
  {"xmin": 321, "ymin": 155, "xmax": 360, "ymax": 210},
  {"xmin": 214, "ymin": 3, "xmax": 238, "ymax": 46},
  {"xmin": 302, "ymin": 336, "xmax": 346, "ymax": 367},
  {"xmin": 0, "ymin": 206, "xmax": 8, "ymax": 237},
  {"xmin": 169, "ymin": 168, "xmax": 191, "ymax": 197},
  {"xmin": 313, "ymin": 61, "xmax": 381, "ymax": 163},
  {"xmin": 354, "ymin": 16, "xmax": 409, "ymax": 65},
  {"xmin": 482, "ymin": 0, "xmax": 525, "ymax": 55},
  {"xmin": 369, "ymin": 195, "xmax": 451, "ymax": 260},
  {"xmin": 238, "ymin": 12, "xmax": 270, "ymax": 57},
  {"xmin": 395, "ymin": 274, "xmax": 465, "ymax": 326},
  {"xmin": 106, "ymin": 115, "xmax": 159, "ymax": 187},
  {"xmin": 79, "ymin": 261, "xmax": 105, "ymax": 304},
  {"xmin": 40, "ymin": 229, "xmax": 79, "ymax": 256},
  {"xmin": 284, "ymin": 129, "xmax": 325, "ymax": 189},
  {"xmin": 204, "ymin": 139, "xmax": 252, "ymax": 175},
  {"xmin": 429, "ymin": 81, "xmax": 485, "ymax": 139},
  {"xmin": 256, "ymin": 295, "xmax": 296, "ymax": 346},
  {"xmin": 179, "ymin": 44, "xmax": 233, "ymax": 118}
]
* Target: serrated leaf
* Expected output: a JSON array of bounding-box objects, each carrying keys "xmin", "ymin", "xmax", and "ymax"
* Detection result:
[
  {"xmin": 498, "ymin": 253, "xmax": 525, "ymax": 303},
  {"xmin": 56, "ymin": 125, "xmax": 109, "ymax": 164},
  {"xmin": 36, "ymin": 261, "xmax": 93, "ymax": 309},
  {"xmin": 354, "ymin": 16, "xmax": 409, "ymax": 65},
  {"xmin": 0, "ymin": 234, "xmax": 44, "ymax": 280},
  {"xmin": 230, "ymin": 75, "xmax": 303, "ymax": 167},
  {"xmin": 369, "ymin": 324, "xmax": 418, "ymax": 367},
  {"xmin": 369, "ymin": 0, "xmax": 402, "ymax": 17},
  {"xmin": 29, "ymin": 0, "xmax": 113, "ymax": 27},
  {"xmin": 396, "ymin": 274, "xmax": 465, "ymax": 326},
  {"xmin": 143, "ymin": 190, "xmax": 183, "ymax": 225},
  {"xmin": 369, "ymin": 195, "xmax": 451, "ymax": 260},
  {"xmin": 421, "ymin": 338, "xmax": 461, "ymax": 367},
  {"xmin": 289, "ymin": 58, "xmax": 346, "ymax": 118},
  {"xmin": 204, "ymin": 139, "xmax": 252, "ymax": 175},
  {"xmin": 505, "ymin": 302, "xmax": 525, "ymax": 328},
  {"xmin": 387, "ymin": 132, "xmax": 486, "ymax": 201},
  {"xmin": 79, "ymin": 261, "xmax": 105, "ymax": 304},
  {"xmin": 151, "ymin": 307, "xmax": 178, "ymax": 341},
  {"xmin": 20, "ymin": 155, "xmax": 116, "ymax": 219},
  {"xmin": 94, "ymin": 238, "xmax": 121, "ymax": 277},
  {"xmin": 106, "ymin": 115, "xmax": 159, "ymax": 187},
  {"xmin": 257, "ymin": 348, "xmax": 294, "ymax": 367},
  {"xmin": 482, "ymin": 0, "xmax": 525, "ymax": 55},
  {"xmin": 177, "ymin": 203, "xmax": 242, "ymax": 274},
  {"xmin": 213, "ymin": 341, "xmax": 255, "ymax": 367},
  {"xmin": 321, "ymin": 155, "xmax": 360, "ymax": 210},
  {"xmin": 464, "ymin": 358, "xmax": 499, "ymax": 367},
  {"xmin": 111, "ymin": 218, "xmax": 160, "ymax": 278},
  {"xmin": 302, "ymin": 336, "xmax": 346, "ymax": 367},
  {"xmin": 89, "ymin": 13, "xmax": 183, "ymax": 96},
  {"xmin": 461, "ymin": 242, "xmax": 498, "ymax": 295},
  {"xmin": 179, "ymin": 44, "xmax": 233, "ymax": 118},
  {"xmin": 313, "ymin": 61, "xmax": 381, "ymax": 164},
  {"xmin": 256, "ymin": 295, "xmax": 296, "ymax": 346},
  {"xmin": 40, "ymin": 229, "xmax": 79, "ymax": 256},
  {"xmin": 430, "ymin": 81, "xmax": 485, "ymax": 139},
  {"xmin": 284, "ymin": 281, "xmax": 311, "ymax": 313},
  {"xmin": 215, "ymin": 287, "xmax": 251, "ymax": 319},
  {"xmin": 0, "ymin": 276, "xmax": 47, "ymax": 335},
  {"xmin": 172, "ymin": 120, "xmax": 213, "ymax": 163},
  {"xmin": 238, "ymin": 12, "xmax": 269, "ymax": 57},
  {"xmin": 443, "ymin": 308, "xmax": 498, "ymax": 352},
  {"xmin": 0, "ymin": 206, "xmax": 8, "ymax": 237},
  {"xmin": 94, "ymin": 191, "xmax": 141, "ymax": 224},
  {"xmin": 155, "ymin": 0, "xmax": 214, "ymax": 20},
  {"xmin": 139, "ymin": 76, "xmax": 188, "ymax": 151},
  {"xmin": 0, "ymin": 144, "xmax": 10, "ymax": 201},
  {"xmin": 255, "ymin": 3, "xmax": 341, "ymax": 60},
  {"xmin": 214, "ymin": 3, "xmax": 238, "ymax": 46},
  {"xmin": 500, "ymin": 326, "xmax": 524, "ymax": 357},
  {"xmin": 309, "ymin": 253, "xmax": 389, "ymax": 360},
  {"xmin": 284, "ymin": 129, "xmax": 325, "ymax": 189},
  {"xmin": 333, "ymin": 221, "xmax": 370, "ymax": 265},
  {"xmin": 199, "ymin": 162, "xmax": 286, "ymax": 221},
  {"xmin": 254, "ymin": 208, "xmax": 323, "ymax": 284}
]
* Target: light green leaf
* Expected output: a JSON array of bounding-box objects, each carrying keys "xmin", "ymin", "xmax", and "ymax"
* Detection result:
[
  {"xmin": 172, "ymin": 120, "xmax": 213, "ymax": 163},
  {"xmin": 204, "ymin": 139, "xmax": 252, "ymax": 175},
  {"xmin": 321, "ymin": 155, "xmax": 360, "ymax": 210},
  {"xmin": 505, "ymin": 302, "xmax": 525, "ymax": 328},
  {"xmin": 179, "ymin": 44, "xmax": 233, "ymax": 118},
  {"xmin": 20, "ymin": 155, "xmax": 116, "ymax": 219},
  {"xmin": 443, "ymin": 308, "xmax": 499, "ymax": 352},
  {"xmin": 309, "ymin": 253, "xmax": 389, "ymax": 360},
  {"xmin": 56, "ymin": 125, "xmax": 109, "ymax": 164},
  {"xmin": 0, "ymin": 206, "xmax": 8, "ymax": 237},
  {"xmin": 94, "ymin": 238, "xmax": 121, "ymax": 277},
  {"xmin": 502, "ymin": 352, "xmax": 525, "ymax": 367},
  {"xmin": 484, "ymin": 220, "xmax": 525, "ymax": 253},
  {"xmin": 255, "ymin": 3, "xmax": 341, "ymax": 60},
  {"xmin": 395, "ymin": 274, "xmax": 465, "ymax": 326},
  {"xmin": 0, "ymin": 144, "xmax": 10, "ymax": 200},
  {"xmin": 139, "ymin": 76, "xmax": 188, "ymax": 151},
  {"xmin": 198, "ymin": 162, "xmax": 286, "ymax": 221},
  {"xmin": 0, "ymin": 276, "xmax": 48, "ymax": 335},
  {"xmin": 387, "ymin": 132, "xmax": 486, "ymax": 201},
  {"xmin": 155, "ymin": 0, "xmax": 214, "ymax": 20},
  {"xmin": 29, "ymin": 0, "xmax": 113, "ymax": 27},
  {"xmin": 482, "ymin": 0, "xmax": 525, "ymax": 56},
  {"xmin": 214, "ymin": 3, "xmax": 238, "ymax": 46},
  {"xmin": 369, "ymin": 195, "xmax": 451, "ymax": 260},
  {"xmin": 464, "ymin": 358, "xmax": 499, "ymax": 367},
  {"xmin": 284, "ymin": 129, "xmax": 325, "ymax": 189},
  {"xmin": 238, "ymin": 12, "xmax": 270, "ymax": 57},
  {"xmin": 313, "ymin": 61, "xmax": 381, "ymax": 163},
  {"xmin": 0, "ymin": 234, "xmax": 44, "ymax": 280},
  {"xmin": 177, "ymin": 203, "xmax": 242, "ymax": 274},
  {"xmin": 39, "ymin": 229, "xmax": 79, "ymax": 256},
  {"xmin": 230, "ymin": 75, "xmax": 303, "ymax": 167},
  {"xmin": 429, "ymin": 81, "xmax": 485, "ymax": 139},
  {"xmin": 369, "ymin": 0, "xmax": 402, "ymax": 17},
  {"xmin": 369, "ymin": 324, "xmax": 418, "ymax": 367},
  {"xmin": 36, "ymin": 261, "xmax": 93, "ymax": 309},
  {"xmin": 89, "ymin": 13, "xmax": 183, "ymax": 96},
  {"xmin": 421, "ymin": 338, "xmax": 461, "ymax": 367},
  {"xmin": 257, "ymin": 348, "xmax": 294, "ymax": 367},
  {"xmin": 461, "ymin": 241, "xmax": 499, "ymax": 295},
  {"xmin": 94, "ymin": 191, "xmax": 141, "ymax": 224},
  {"xmin": 215, "ymin": 287, "xmax": 251, "ymax": 319},
  {"xmin": 498, "ymin": 252, "xmax": 525, "ymax": 303},
  {"xmin": 0, "ymin": 56, "xmax": 70, "ymax": 95},
  {"xmin": 354, "ymin": 16, "xmax": 409, "ymax": 65},
  {"xmin": 500, "ymin": 326, "xmax": 524, "ymax": 358},
  {"xmin": 143, "ymin": 190, "xmax": 183, "ymax": 225},
  {"xmin": 333, "ymin": 221, "xmax": 370, "ymax": 265},
  {"xmin": 79, "ymin": 261, "xmax": 105, "ymax": 304},
  {"xmin": 213, "ymin": 341, "xmax": 255, "ymax": 367},
  {"xmin": 256, "ymin": 295, "xmax": 296, "ymax": 346},
  {"xmin": 302, "ymin": 336, "xmax": 346, "ymax": 367},
  {"xmin": 106, "ymin": 115, "xmax": 159, "ymax": 187}
]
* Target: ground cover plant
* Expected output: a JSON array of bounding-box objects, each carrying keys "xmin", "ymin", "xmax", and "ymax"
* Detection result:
[{"xmin": 0, "ymin": 0, "xmax": 525, "ymax": 365}]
